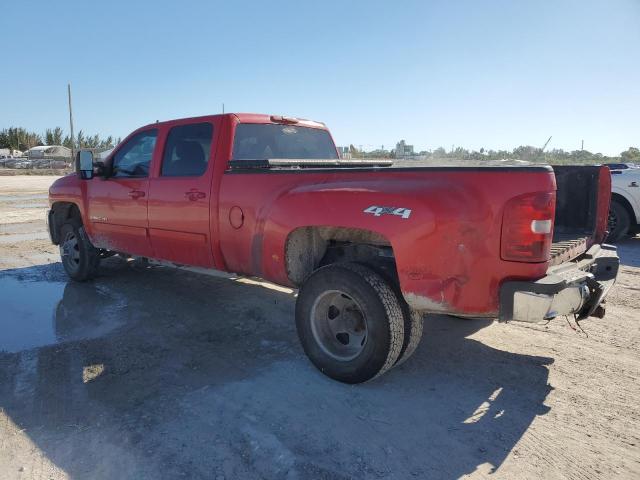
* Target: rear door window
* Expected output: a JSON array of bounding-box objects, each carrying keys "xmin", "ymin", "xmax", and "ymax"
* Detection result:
[{"xmin": 161, "ymin": 123, "xmax": 213, "ymax": 177}]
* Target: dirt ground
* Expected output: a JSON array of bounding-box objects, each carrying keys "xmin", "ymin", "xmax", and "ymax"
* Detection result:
[{"xmin": 0, "ymin": 176, "xmax": 639, "ymax": 480}]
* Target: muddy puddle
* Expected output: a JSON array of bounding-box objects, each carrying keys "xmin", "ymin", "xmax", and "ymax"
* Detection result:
[{"xmin": 0, "ymin": 274, "xmax": 127, "ymax": 353}]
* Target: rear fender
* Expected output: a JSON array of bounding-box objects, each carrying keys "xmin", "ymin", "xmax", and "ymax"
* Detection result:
[{"xmin": 258, "ymin": 179, "xmax": 484, "ymax": 312}]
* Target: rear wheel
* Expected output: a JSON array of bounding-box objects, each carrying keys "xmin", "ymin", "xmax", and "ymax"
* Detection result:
[
  {"xmin": 608, "ymin": 200, "xmax": 631, "ymax": 242},
  {"xmin": 367, "ymin": 265, "xmax": 425, "ymax": 366},
  {"xmin": 59, "ymin": 220, "xmax": 100, "ymax": 281},
  {"xmin": 296, "ymin": 263, "xmax": 404, "ymax": 383},
  {"xmin": 395, "ymin": 306, "xmax": 424, "ymax": 367}
]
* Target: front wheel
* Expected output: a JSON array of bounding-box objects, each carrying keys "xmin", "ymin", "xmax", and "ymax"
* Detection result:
[
  {"xmin": 295, "ymin": 263, "xmax": 404, "ymax": 384},
  {"xmin": 59, "ymin": 220, "xmax": 100, "ymax": 281}
]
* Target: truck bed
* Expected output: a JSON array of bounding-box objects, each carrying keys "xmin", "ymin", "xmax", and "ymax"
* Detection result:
[{"xmin": 228, "ymin": 160, "xmax": 603, "ymax": 268}]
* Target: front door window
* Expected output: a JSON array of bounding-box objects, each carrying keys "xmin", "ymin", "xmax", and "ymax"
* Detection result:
[{"xmin": 112, "ymin": 129, "xmax": 158, "ymax": 178}]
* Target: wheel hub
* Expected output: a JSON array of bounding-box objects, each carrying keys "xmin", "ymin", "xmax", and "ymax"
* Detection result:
[
  {"xmin": 60, "ymin": 232, "xmax": 81, "ymax": 272},
  {"xmin": 310, "ymin": 290, "xmax": 368, "ymax": 361}
]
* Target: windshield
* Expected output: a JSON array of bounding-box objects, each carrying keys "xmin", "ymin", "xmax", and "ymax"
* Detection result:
[{"xmin": 232, "ymin": 124, "xmax": 338, "ymax": 160}]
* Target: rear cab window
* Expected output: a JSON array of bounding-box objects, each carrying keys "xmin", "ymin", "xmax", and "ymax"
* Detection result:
[
  {"xmin": 161, "ymin": 122, "xmax": 213, "ymax": 177},
  {"xmin": 232, "ymin": 124, "xmax": 338, "ymax": 160}
]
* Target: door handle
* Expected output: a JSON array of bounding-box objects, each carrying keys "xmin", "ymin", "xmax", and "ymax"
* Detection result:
[
  {"xmin": 128, "ymin": 190, "xmax": 146, "ymax": 199},
  {"xmin": 185, "ymin": 190, "xmax": 206, "ymax": 201}
]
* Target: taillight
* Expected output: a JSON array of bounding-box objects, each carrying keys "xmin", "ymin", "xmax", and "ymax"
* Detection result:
[{"xmin": 501, "ymin": 192, "xmax": 556, "ymax": 262}]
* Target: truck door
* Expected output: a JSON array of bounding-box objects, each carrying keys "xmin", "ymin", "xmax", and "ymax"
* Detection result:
[
  {"xmin": 147, "ymin": 121, "xmax": 217, "ymax": 267},
  {"xmin": 87, "ymin": 128, "xmax": 157, "ymax": 256}
]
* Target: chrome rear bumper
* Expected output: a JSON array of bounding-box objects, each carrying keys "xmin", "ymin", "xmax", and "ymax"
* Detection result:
[{"xmin": 499, "ymin": 244, "xmax": 619, "ymax": 322}]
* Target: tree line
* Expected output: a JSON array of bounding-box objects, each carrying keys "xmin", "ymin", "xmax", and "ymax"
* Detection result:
[
  {"xmin": 0, "ymin": 127, "xmax": 121, "ymax": 152},
  {"xmin": 350, "ymin": 144, "xmax": 640, "ymax": 164},
  {"xmin": 2, "ymin": 125, "xmax": 638, "ymax": 165}
]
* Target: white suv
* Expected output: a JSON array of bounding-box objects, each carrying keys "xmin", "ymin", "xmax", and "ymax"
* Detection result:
[{"xmin": 609, "ymin": 167, "xmax": 640, "ymax": 241}]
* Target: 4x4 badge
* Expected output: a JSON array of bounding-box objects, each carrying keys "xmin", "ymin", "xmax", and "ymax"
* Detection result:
[{"xmin": 363, "ymin": 206, "xmax": 412, "ymax": 219}]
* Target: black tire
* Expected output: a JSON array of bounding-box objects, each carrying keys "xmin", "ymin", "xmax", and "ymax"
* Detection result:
[
  {"xmin": 349, "ymin": 262, "xmax": 424, "ymax": 367},
  {"xmin": 608, "ymin": 200, "xmax": 631, "ymax": 242},
  {"xmin": 59, "ymin": 219, "xmax": 100, "ymax": 281},
  {"xmin": 395, "ymin": 306, "xmax": 424, "ymax": 367},
  {"xmin": 295, "ymin": 263, "xmax": 404, "ymax": 384}
]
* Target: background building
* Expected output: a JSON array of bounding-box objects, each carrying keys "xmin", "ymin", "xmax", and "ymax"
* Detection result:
[
  {"xmin": 337, "ymin": 146, "xmax": 352, "ymax": 159},
  {"xmin": 25, "ymin": 145, "xmax": 71, "ymax": 159},
  {"xmin": 0, "ymin": 148, "xmax": 23, "ymax": 158},
  {"xmin": 395, "ymin": 140, "xmax": 414, "ymax": 158}
]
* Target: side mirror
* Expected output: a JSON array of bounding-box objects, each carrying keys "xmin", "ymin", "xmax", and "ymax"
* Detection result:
[{"xmin": 77, "ymin": 150, "xmax": 94, "ymax": 180}]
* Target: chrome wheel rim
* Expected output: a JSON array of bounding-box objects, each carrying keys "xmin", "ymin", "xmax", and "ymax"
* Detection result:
[
  {"xmin": 310, "ymin": 290, "xmax": 368, "ymax": 361},
  {"xmin": 60, "ymin": 231, "xmax": 81, "ymax": 274}
]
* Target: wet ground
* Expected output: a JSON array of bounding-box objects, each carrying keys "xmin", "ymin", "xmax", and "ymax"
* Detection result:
[{"xmin": 1, "ymin": 176, "xmax": 639, "ymax": 479}]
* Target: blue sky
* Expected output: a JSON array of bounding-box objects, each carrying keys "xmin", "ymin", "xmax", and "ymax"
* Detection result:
[{"xmin": 2, "ymin": 0, "xmax": 638, "ymax": 155}]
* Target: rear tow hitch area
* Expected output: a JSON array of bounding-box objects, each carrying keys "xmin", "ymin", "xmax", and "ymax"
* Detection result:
[
  {"xmin": 499, "ymin": 244, "xmax": 619, "ymax": 323},
  {"xmin": 592, "ymin": 304, "xmax": 606, "ymax": 319}
]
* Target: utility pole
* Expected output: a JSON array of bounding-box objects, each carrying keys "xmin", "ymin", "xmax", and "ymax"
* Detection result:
[
  {"xmin": 222, "ymin": 103, "xmax": 225, "ymax": 114},
  {"xmin": 68, "ymin": 83, "xmax": 75, "ymax": 160},
  {"xmin": 581, "ymin": 140, "xmax": 584, "ymax": 151}
]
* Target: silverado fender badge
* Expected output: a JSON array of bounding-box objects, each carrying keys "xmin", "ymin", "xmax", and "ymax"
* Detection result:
[{"xmin": 363, "ymin": 205, "xmax": 412, "ymax": 219}]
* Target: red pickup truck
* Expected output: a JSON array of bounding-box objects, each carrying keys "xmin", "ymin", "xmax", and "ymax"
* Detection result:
[{"xmin": 48, "ymin": 113, "xmax": 619, "ymax": 383}]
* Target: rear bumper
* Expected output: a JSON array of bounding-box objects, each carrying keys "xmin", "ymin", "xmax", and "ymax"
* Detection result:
[{"xmin": 499, "ymin": 244, "xmax": 619, "ymax": 322}]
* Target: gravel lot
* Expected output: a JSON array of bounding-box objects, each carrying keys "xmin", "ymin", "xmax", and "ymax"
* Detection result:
[{"xmin": 1, "ymin": 176, "xmax": 639, "ymax": 479}]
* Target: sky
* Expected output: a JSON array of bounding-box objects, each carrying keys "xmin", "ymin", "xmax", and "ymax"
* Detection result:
[{"xmin": 1, "ymin": 0, "xmax": 639, "ymax": 156}]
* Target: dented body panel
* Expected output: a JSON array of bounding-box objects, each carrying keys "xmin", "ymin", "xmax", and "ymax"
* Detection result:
[
  {"xmin": 49, "ymin": 113, "xmax": 615, "ymax": 319},
  {"xmin": 219, "ymin": 168, "xmax": 554, "ymax": 315}
]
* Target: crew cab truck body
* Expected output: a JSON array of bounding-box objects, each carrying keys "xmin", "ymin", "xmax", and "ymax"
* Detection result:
[{"xmin": 48, "ymin": 113, "xmax": 619, "ymax": 383}]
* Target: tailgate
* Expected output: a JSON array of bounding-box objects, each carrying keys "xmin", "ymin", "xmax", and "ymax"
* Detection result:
[{"xmin": 550, "ymin": 165, "xmax": 611, "ymax": 265}]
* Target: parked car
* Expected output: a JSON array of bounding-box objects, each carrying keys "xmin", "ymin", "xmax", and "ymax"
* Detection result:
[
  {"xmin": 13, "ymin": 160, "xmax": 31, "ymax": 169},
  {"xmin": 33, "ymin": 159, "xmax": 69, "ymax": 169},
  {"xmin": 47, "ymin": 113, "xmax": 619, "ymax": 383},
  {"xmin": 608, "ymin": 168, "xmax": 640, "ymax": 241},
  {"xmin": 605, "ymin": 163, "xmax": 638, "ymax": 171}
]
